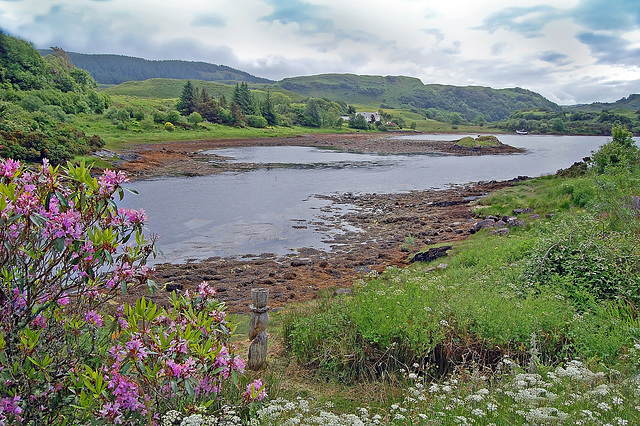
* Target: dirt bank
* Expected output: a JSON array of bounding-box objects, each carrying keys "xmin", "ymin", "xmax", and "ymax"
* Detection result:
[{"xmin": 114, "ymin": 133, "xmax": 526, "ymax": 313}]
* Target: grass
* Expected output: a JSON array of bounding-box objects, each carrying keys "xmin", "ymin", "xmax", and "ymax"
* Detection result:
[
  {"xmin": 242, "ymin": 152, "xmax": 640, "ymax": 423},
  {"xmin": 456, "ymin": 135, "xmax": 502, "ymax": 147}
]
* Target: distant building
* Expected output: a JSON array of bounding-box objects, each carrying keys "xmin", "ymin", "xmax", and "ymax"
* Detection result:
[{"xmin": 340, "ymin": 112, "xmax": 381, "ymax": 123}]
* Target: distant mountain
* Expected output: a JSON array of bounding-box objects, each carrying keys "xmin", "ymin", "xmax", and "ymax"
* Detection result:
[
  {"xmin": 274, "ymin": 74, "xmax": 561, "ymax": 121},
  {"xmin": 38, "ymin": 49, "xmax": 273, "ymax": 85},
  {"xmin": 565, "ymin": 94, "xmax": 640, "ymax": 112}
]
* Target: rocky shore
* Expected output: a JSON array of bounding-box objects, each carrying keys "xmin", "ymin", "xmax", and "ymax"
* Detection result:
[{"xmin": 115, "ymin": 132, "xmax": 527, "ymax": 313}]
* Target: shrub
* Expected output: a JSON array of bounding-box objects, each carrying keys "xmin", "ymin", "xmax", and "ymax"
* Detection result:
[
  {"xmin": 0, "ymin": 159, "xmax": 265, "ymax": 423},
  {"xmin": 0, "ymin": 159, "xmax": 154, "ymax": 423},
  {"xmin": 164, "ymin": 121, "xmax": 175, "ymax": 131},
  {"xmin": 246, "ymin": 115, "xmax": 267, "ymax": 128}
]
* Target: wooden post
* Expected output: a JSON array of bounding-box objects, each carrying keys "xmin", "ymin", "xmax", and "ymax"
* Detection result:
[{"xmin": 248, "ymin": 288, "xmax": 269, "ymax": 371}]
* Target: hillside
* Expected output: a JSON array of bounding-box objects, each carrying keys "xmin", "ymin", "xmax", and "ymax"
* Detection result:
[
  {"xmin": 38, "ymin": 49, "xmax": 273, "ymax": 85},
  {"xmin": 102, "ymin": 78, "xmax": 305, "ymax": 102},
  {"xmin": 274, "ymin": 74, "xmax": 561, "ymax": 121},
  {"xmin": 566, "ymin": 93, "xmax": 640, "ymax": 112}
]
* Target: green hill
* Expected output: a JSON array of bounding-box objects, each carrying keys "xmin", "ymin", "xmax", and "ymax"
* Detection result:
[
  {"xmin": 274, "ymin": 74, "xmax": 561, "ymax": 121},
  {"xmin": 102, "ymin": 78, "xmax": 305, "ymax": 102},
  {"xmin": 38, "ymin": 50, "xmax": 273, "ymax": 85},
  {"xmin": 566, "ymin": 94, "xmax": 640, "ymax": 112}
]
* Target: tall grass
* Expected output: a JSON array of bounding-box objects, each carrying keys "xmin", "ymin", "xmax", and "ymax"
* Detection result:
[{"xmin": 276, "ymin": 128, "xmax": 640, "ymax": 424}]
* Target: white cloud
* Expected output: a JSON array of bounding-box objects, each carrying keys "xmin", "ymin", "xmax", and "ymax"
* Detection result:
[{"xmin": 0, "ymin": 0, "xmax": 637, "ymax": 104}]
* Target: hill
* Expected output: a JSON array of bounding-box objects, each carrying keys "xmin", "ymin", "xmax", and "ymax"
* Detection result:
[
  {"xmin": 565, "ymin": 93, "xmax": 640, "ymax": 112},
  {"xmin": 102, "ymin": 78, "xmax": 305, "ymax": 102},
  {"xmin": 274, "ymin": 74, "xmax": 561, "ymax": 121},
  {"xmin": 38, "ymin": 49, "xmax": 273, "ymax": 85}
]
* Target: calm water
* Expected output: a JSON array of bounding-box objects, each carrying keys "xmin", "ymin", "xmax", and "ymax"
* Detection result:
[{"xmin": 120, "ymin": 134, "xmax": 627, "ymax": 264}]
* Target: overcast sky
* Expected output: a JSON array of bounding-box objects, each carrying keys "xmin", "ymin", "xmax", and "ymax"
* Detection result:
[{"xmin": 0, "ymin": 0, "xmax": 638, "ymax": 105}]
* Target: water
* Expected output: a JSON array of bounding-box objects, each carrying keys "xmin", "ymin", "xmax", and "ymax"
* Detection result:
[{"xmin": 120, "ymin": 134, "xmax": 625, "ymax": 264}]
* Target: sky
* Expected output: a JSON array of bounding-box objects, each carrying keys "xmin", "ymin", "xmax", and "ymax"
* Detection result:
[{"xmin": 0, "ymin": 0, "xmax": 639, "ymax": 105}]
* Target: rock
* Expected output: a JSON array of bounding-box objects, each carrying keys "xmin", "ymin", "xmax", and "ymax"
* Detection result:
[
  {"xmin": 334, "ymin": 288, "xmax": 354, "ymax": 296},
  {"xmin": 283, "ymin": 272, "xmax": 296, "ymax": 280},
  {"xmin": 507, "ymin": 219, "xmax": 526, "ymax": 228},
  {"xmin": 545, "ymin": 213, "xmax": 556, "ymax": 219},
  {"xmin": 437, "ymin": 263, "xmax": 448, "ymax": 270},
  {"xmin": 494, "ymin": 220, "xmax": 506, "ymax": 227},
  {"xmin": 485, "ymin": 215, "xmax": 500, "ymax": 221},
  {"xmin": 290, "ymin": 260, "xmax": 308, "ymax": 267},
  {"xmin": 165, "ymin": 283, "xmax": 183, "ymax": 292},
  {"xmin": 490, "ymin": 228, "xmax": 510, "ymax": 236},
  {"xmin": 473, "ymin": 219, "xmax": 496, "ymax": 232},
  {"xmin": 411, "ymin": 245, "xmax": 452, "ymax": 263},
  {"xmin": 512, "ymin": 207, "xmax": 532, "ymax": 215},
  {"xmin": 529, "ymin": 214, "xmax": 540, "ymax": 220}
]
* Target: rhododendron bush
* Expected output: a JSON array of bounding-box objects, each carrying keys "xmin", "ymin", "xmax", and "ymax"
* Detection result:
[{"xmin": 0, "ymin": 159, "xmax": 264, "ymax": 424}]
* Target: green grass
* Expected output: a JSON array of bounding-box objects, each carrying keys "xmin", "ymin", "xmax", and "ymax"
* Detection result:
[{"xmin": 456, "ymin": 135, "xmax": 502, "ymax": 147}]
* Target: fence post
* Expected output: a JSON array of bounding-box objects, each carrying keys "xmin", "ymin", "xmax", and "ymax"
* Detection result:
[{"xmin": 248, "ymin": 288, "xmax": 269, "ymax": 370}]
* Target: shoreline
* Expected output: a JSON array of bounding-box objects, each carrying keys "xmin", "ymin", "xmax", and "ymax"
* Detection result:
[
  {"xmin": 114, "ymin": 133, "xmax": 527, "ymax": 312},
  {"xmin": 113, "ymin": 132, "xmax": 525, "ymax": 181}
]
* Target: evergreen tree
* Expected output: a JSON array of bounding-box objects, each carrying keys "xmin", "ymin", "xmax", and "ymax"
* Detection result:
[
  {"xmin": 176, "ymin": 80, "xmax": 196, "ymax": 116},
  {"xmin": 262, "ymin": 90, "xmax": 277, "ymax": 126},
  {"xmin": 233, "ymin": 82, "xmax": 253, "ymax": 115}
]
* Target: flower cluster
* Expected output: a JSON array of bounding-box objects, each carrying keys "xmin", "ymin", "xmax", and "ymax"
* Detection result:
[
  {"xmin": 79, "ymin": 282, "xmax": 256, "ymax": 422},
  {"xmin": 0, "ymin": 158, "xmax": 155, "ymax": 423}
]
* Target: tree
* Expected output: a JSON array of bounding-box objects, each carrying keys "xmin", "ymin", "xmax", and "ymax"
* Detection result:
[
  {"xmin": 450, "ymin": 112, "xmax": 463, "ymax": 125},
  {"xmin": 176, "ymin": 80, "xmax": 196, "ymax": 116},
  {"xmin": 229, "ymin": 102, "xmax": 246, "ymax": 127},
  {"xmin": 349, "ymin": 113, "xmax": 369, "ymax": 130},
  {"xmin": 233, "ymin": 82, "xmax": 253, "ymax": 116},
  {"xmin": 303, "ymin": 98, "xmax": 321, "ymax": 127},
  {"xmin": 261, "ymin": 90, "xmax": 277, "ymax": 126}
]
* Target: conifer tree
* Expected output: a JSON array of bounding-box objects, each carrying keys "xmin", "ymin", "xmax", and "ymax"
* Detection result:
[{"xmin": 176, "ymin": 80, "xmax": 196, "ymax": 116}]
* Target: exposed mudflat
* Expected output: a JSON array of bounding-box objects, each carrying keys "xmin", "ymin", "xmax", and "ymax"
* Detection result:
[{"xmin": 114, "ymin": 133, "xmax": 525, "ymax": 313}]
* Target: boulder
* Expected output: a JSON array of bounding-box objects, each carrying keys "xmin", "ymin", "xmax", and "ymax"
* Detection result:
[
  {"xmin": 411, "ymin": 245, "xmax": 452, "ymax": 263},
  {"xmin": 490, "ymin": 228, "xmax": 510, "ymax": 236},
  {"xmin": 473, "ymin": 219, "xmax": 496, "ymax": 232}
]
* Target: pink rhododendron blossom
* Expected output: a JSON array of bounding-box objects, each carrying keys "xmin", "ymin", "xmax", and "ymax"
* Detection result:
[
  {"xmin": 98, "ymin": 169, "xmax": 128, "ymax": 196},
  {"xmin": 0, "ymin": 158, "xmax": 20, "ymax": 178},
  {"xmin": 85, "ymin": 310, "xmax": 103, "ymax": 327},
  {"xmin": 243, "ymin": 379, "xmax": 267, "ymax": 402}
]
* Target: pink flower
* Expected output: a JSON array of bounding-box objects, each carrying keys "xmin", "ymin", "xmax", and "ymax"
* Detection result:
[
  {"xmin": 243, "ymin": 379, "xmax": 267, "ymax": 402},
  {"xmin": 0, "ymin": 158, "xmax": 20, "ymax": 178},
  {"xmin": 98, "ymin": 169, "xmax": 129, "ymax": 196},
  {"xmin": 85, "ymin": 310, "xmax": 103, "ymax": 327}
]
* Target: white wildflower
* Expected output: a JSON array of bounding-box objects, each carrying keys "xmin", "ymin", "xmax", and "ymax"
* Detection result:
[{"xmin": 597, "ymin": 402, "xmax": 612, "ymax": 412}]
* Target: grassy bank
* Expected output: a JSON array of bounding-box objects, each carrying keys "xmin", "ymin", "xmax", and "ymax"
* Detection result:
[{"xmin": 244, "ymin": 127, "xmax": 640, "ymax": 424}]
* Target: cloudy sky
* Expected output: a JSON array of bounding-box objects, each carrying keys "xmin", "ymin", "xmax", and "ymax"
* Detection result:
[{"xmin": 0, "ymin": 0, "xmax": 638, "ymax": 105}]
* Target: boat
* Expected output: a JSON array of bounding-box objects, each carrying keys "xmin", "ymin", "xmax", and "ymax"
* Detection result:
[{"xmin": 516, "ymin": 129, "xmax": 528, "ymax": 135}]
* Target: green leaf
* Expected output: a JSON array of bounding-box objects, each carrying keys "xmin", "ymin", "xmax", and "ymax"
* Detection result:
[{"xmin": 185, "ymin": 377, "xmax": 195, "ymax": 397}]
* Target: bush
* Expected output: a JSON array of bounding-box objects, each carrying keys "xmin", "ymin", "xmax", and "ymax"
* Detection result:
[
  {"xmin": 0, "ymin": 159, "xmax": 265, "ymax": 423},
  {"xmin": 164, "ymin": 121, "xmax": 175, "ymax": 131},
  {"xmin": 246, "ymin": 114, "xmax": 267, "ymax": 128}
]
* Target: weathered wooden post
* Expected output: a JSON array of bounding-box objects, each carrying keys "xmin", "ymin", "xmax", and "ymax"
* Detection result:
[{"xmin": 248, "ymin": 288, "xmax": 269, "ymax": 370}]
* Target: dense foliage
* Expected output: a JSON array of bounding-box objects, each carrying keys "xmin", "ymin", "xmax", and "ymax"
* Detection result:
[
  {"xmin": 1, "ymin": 33, "xmax": 109, "ymax": 163},
  {"xmin": 497, "ymin": 107, "xmax": 640, "ymax": 135}
]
